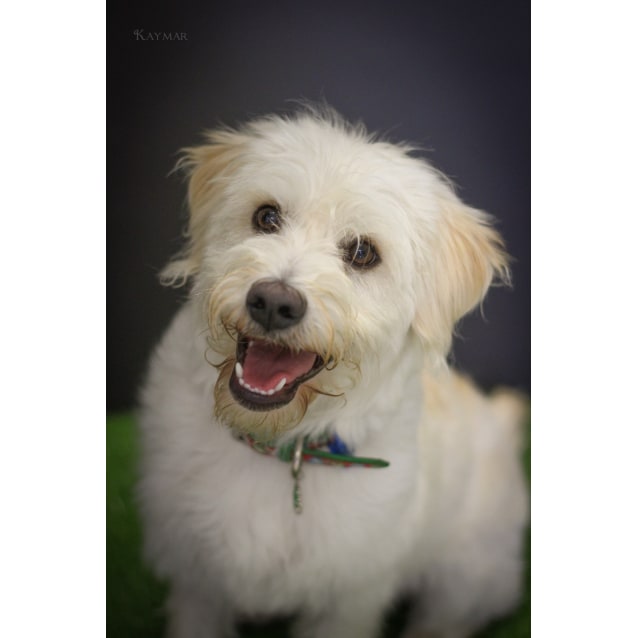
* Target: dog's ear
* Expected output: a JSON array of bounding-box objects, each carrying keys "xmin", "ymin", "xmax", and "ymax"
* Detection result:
[
  {"xmin": 160, "ymin": 129, "xmax": 248, "ymax": 286},
  {"xmin": 412, "ymin": 180, "xmax": 510, "ymax": 363}
]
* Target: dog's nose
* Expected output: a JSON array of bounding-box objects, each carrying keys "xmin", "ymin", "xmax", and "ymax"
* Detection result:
[{"xmin": 246, "ymin": 279, "xmax": 307, "ymax": 331}]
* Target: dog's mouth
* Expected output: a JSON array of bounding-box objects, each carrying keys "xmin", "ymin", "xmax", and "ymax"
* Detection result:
[{"xmin": 229, "ymin": 337, "xmax": 325, "ymax": 411}]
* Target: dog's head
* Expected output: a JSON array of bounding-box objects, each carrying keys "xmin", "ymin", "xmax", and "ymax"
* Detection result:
[{"xmin": 162, "ymin": 111, "xmax": 509, "ymax": 439}]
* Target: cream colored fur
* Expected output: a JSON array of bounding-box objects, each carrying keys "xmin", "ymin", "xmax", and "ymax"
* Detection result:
[{"xmin": 138, "ymin": 110, "xmax": 528, "ymax": 638}]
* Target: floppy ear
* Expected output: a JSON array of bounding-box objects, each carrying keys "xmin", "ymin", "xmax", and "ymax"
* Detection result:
[
  {"xmin": 412, "ymin": 180, "xmax": 510, "ymax": 362},
  {"xmin": 160, "ymin": 129, "xmax": 248, "ymax": 286}
]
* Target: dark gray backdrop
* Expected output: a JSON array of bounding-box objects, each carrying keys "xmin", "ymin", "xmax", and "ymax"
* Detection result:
[{"xmin": 108, "ymin": 1, "xmax": 530, "ymax": 411}]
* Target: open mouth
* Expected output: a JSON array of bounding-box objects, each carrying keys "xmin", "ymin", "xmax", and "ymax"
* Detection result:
[{"xmin": 229, "ymin": 337, "xmax": 325, "ymax": 411}]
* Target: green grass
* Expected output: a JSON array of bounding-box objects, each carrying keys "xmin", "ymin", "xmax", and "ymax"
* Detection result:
[
  {"xmin": 107, "ymin": 413, "xmax": 530, "ymax": 637},
  {"xmin": 106, "ymin": 413, "xmax": 167, "ymax": 637}
]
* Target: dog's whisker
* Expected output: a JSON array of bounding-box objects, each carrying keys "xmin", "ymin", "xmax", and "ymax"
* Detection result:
[{"xmin": 205, "ymin": 350, "xmax": 233, "ymax": 371}]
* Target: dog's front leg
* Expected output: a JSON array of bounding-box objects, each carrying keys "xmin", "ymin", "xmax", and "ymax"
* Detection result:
[
  {"xmin": 292, "ymin": 610, "xmax": 384, "ymax": 638},
  {"xmin": 291, "ymin": 587, "xmax": 391, "ymax": 638},
  {"xmin": 166, "ymin": 583, "xmax": 236, "ymax": 638}
]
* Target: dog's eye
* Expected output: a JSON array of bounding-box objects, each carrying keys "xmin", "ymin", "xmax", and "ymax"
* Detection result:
[
  {"xmin": 252, "ymin": 205, "xmax": 282, "ymax": 233},
  {"xmin": 344, "ymin": 238, "xmax": 380, "ymax": 269}
]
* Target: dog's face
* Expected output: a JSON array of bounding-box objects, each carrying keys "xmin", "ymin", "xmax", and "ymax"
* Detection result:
[{"xmin": 162, "ymin": 113, "xmax": 509, "ymax": 439}]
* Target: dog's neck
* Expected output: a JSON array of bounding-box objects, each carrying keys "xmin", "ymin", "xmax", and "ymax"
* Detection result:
[{"xmin": 232, "ymin": 418, "xmax": 393, "ymax": 515}]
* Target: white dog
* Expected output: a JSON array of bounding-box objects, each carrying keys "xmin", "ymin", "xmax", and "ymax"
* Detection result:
[{"xmin": 137, "ymin": 108, "xmax": 528, "ymax": 638}]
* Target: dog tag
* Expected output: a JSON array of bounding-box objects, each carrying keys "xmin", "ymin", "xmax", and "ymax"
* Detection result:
[
  {"xmin": 291, "ymin": 436, "xmax": 304, "ymax": 514},
  {"xmin": 292, "ymin": 476, "xmax": 302, "ymax": 514}
]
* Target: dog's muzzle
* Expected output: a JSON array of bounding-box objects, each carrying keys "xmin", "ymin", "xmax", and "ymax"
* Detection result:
[{"xmin": 228, "ymin": 279, "xmax": 325, "ymax": 411}]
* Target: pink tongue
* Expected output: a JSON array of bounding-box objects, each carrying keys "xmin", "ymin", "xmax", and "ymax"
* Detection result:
[{"xmin": 242, "ymin": 341, "xmax": 317, "ymax": 391}]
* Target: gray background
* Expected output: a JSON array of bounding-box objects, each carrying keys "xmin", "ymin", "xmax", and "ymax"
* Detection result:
[{"xmin": 108, "ymin": 1, "xmax": 530, "ymax": 411}]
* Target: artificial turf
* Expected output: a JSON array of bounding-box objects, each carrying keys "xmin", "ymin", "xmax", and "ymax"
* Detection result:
[{"xmin": 106, "ymin": 412, "xmax": 530, "ymax": 637}]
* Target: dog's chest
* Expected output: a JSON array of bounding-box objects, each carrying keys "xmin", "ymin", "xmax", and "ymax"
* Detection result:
[{"xmin": 188, "ymin": 435, "xmax": 422, "ymax": 613}]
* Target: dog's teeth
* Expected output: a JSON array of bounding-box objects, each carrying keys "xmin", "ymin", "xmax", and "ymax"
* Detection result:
[
  {"xmin": 247, "ymin": 341, "xmax": 254, "ymax": 348},
  {"xmin": 238, "ymin": 372, "xmax": 284, "ymax": 396}
]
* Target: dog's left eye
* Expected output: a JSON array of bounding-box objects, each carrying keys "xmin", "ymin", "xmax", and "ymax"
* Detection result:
[
  {"xmin": 252, "ymin": 205, "xmax": 282, "ymax": 233},
  {"xmin": 343, "ymin": 238, "xmax": 380, "ymax": 269}
]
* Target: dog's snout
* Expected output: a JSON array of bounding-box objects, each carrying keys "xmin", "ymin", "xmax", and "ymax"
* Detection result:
[{"xmin": 246, "ymin": 279, "xmax": 307, "ymax": 331}]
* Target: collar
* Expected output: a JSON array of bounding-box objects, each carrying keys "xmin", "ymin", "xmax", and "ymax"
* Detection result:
[{"xmin": 232, "ymin": 431, "xmax": 390, "ymax": 514}]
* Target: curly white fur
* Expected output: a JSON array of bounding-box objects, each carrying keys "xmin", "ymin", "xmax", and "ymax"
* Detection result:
[{"xmin": 138, "ymin": 109, "xmax": 528, "ymax": 638}]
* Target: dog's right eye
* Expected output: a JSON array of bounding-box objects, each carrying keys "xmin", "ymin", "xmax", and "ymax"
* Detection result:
[{"xmin": 252, "ymin": 205, "xmax": 282, "ymax": 234}]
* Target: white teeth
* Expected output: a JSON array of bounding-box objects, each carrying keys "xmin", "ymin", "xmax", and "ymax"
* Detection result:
[
  {"xmin": 237, "ymin": 374, "xmax": 287, "ymax": 396},
  {"xmin": 238, "ymin": 377, "xmax": 273, "ymax": 396},
  {"xmin": 247, "ymin": 341, "xmax": 254, "ymax": 348}
]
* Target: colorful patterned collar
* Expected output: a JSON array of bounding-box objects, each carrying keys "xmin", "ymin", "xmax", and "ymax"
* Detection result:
[{"xmin": 232, "ymin": 431, "xmax": 390, "ymax": 514}]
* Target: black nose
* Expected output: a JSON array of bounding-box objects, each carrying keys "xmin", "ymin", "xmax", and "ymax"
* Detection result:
[{"xmin": 246, "ymin": 279, "xmax": 307, "ymax": 331}]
